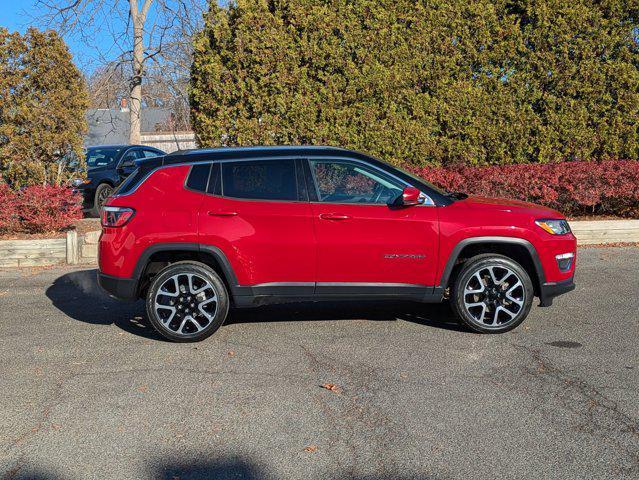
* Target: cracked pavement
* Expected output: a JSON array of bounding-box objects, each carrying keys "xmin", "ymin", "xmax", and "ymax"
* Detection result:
[{"xmin": 0, "ymin": 247, "xmax": 638, "ymax": 479}]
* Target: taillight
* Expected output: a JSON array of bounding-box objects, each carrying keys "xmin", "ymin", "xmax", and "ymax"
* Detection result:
[{"xmin": 101, "ymin": 206, "xmax": 135, "ymax": 227}]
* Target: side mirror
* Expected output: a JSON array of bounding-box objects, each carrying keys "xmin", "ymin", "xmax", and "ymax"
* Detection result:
[{"xmin": 400, "ymin": 186, "xmax": 422, "ymax": 206}]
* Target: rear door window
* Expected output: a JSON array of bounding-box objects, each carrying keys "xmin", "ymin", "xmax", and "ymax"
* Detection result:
[
  {"xmin": 222, "ymin": 160, "xmax": 298, "ymax": 201},
  {"xmin": 142, "ymin": 149, "xmax": 162, "ymax": 158}
]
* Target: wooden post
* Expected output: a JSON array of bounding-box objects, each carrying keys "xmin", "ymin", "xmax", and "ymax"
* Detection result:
[{"xmin": 66, "ymin": 229, "xmax": 78, "ymax": 265}]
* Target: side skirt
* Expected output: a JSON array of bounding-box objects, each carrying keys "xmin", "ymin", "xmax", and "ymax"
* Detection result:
[{"xmin": 232, "ymin": 283, "xmax": 445, "ymax": 308}]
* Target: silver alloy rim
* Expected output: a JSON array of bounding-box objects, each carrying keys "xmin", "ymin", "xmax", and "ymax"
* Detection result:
[
  {"xmin": 462, "ymin": 265, "xmax": 525, "ymax": 329},
  {"xmin": 154, "ymin": 273, "xmax": 218, "ymax": 336}
]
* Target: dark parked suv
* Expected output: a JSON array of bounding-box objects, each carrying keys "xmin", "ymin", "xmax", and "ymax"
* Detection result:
[
  {"xmin": 73, "ymin": 145, "xmax": 165, "ymax": 216},
  {"xmin": 98, "ymin": 146, "xmax": 576, "ymax": 342}
]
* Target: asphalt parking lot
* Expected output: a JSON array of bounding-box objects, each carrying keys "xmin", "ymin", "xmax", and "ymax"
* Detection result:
[{"xmin": 1, "ymin": 247, "xmax": 638, "ymax": 479}]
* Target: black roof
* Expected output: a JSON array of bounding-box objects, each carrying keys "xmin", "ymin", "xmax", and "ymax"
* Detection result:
[
  {"xmin": 87, "ymin": 144, "xmax": 129, "ymax": 149},
  {"xmin": 131, "ymin": 145, "xmax": 451, "ymax": 204},
  {"xmin": 87, "ymin": 144, "xmax": 157, "ymax": 150},
  {"xmin": 135, "ymin": 145, "xmax": 372, "ymax": 169}
]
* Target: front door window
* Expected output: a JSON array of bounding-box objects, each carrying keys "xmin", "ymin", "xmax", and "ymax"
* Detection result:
[{"xmin": 309, "ymin": 160, "xmax": 404, "ymax": 204}]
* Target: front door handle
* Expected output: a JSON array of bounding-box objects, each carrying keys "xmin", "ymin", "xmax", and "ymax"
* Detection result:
[
  {"xmin": 207, "ymin": 211, "xmax": 238, "ymax": 217},
  {"xmin": 319, "ymin": 213, "xmax": 350, "ymax": 221}
]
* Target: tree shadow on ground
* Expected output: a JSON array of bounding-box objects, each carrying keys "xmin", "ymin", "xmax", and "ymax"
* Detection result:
[
  {"xmin": 45, "ymin": 269, "xmax": 471, "ymax": 341},
  {"xmin": 6, "ymin": 457, "xmax": 436, "ymax": 480}
]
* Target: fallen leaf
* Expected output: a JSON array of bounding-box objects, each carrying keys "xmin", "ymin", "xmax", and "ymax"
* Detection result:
[
  {"xmin": 303, "ymin": 445, "xmax": 317, "ymax": 452},
  {"xmin": 321, "ymin": 383, "xmax": 340, "ymax": 393}
]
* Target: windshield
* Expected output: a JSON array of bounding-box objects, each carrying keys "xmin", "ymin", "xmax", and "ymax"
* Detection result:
[
  {"xmin": 86, "ymin": 147, "xmax": 123, "ymax": 168},
  {"xmin": 390, "ymin": 163, "xmax": 449, "ymax": 196}
]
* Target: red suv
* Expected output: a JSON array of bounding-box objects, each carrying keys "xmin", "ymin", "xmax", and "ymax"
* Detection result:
[{"xmin": 98, "ymin": 146, "xmax": 576, "ymax": 341}]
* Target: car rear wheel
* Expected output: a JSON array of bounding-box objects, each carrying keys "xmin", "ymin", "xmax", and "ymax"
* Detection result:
[
  {"xmin": 146, "ymin": 261, "xmax": 229, "ymax": 342},
  {"xmin": 91, "ymin": 183, "xmax": 114, "ymax": 217},
  {"xmin": 451, "ymin": 254, "xmax": 534, "ymax": 333}
]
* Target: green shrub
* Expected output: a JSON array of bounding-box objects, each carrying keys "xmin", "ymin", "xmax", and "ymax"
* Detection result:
[{"xmin": 191, "ymin": 0, "xmax": 639, "ymax": 167}]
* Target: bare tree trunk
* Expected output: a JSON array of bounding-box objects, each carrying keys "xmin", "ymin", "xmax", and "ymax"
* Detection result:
[{"xmin": 129, "ymin": 0, "xmax": 153, "ymax": 145}]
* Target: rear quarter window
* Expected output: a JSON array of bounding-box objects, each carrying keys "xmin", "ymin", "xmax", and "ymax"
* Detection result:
[
  {"xmin": 186, "ymin": 164, "xmax": 211, "ymax": 192},
  {"xmin": 115, "ymin": 168, "xmax": 146, "ymax": 195}
]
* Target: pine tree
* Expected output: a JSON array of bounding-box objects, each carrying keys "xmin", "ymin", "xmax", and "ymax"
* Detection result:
[{"xmin": 0, "ymin": 28, "xmax": 89, "ymax": 186}]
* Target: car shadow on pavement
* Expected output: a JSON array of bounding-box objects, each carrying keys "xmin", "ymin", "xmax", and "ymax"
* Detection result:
[
  {"xmin": 45, "ymin": 269, "xmax": 469, "ymax": 340},
  {"xmin": 45, "ymin": 269, "xmax": 163, "ymax": 341},
  {"xmin": 227, "ymin": 299, "xmax": 467, "ymax": 332}
]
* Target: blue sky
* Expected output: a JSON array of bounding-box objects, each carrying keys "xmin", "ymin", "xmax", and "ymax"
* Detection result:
[
  {"xmin": 2, "ymin": 0, "xmax": 222, "ymax": 73},
  {"xmin": 3, "ymin": 0, "xmax": 103, "ymax": 70}
]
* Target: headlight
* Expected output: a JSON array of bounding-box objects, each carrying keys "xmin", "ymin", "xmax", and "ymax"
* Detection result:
[
  {"xmin": 71, "ymin": 178, "xmax": 91, "ymax": 187},
  {"xmin": 535, "ymin": 219, "xmax": 571, "ymax": 235}
]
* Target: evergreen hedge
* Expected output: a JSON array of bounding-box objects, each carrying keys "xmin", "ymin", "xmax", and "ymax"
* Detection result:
[{"xmin": 191, "ymin": 0, "xmax": 639, "ymax": 167}]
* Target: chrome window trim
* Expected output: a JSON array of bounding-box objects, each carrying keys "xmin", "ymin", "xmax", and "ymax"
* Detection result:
[{"xmin": 113, "ymin": 154, "xmax": 435, "ymax": 207}]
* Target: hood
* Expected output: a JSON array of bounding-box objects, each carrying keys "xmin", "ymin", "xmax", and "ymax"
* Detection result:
[{"xmin": 457, "ymin": 195, "xmax": 564, "ymax": 218}]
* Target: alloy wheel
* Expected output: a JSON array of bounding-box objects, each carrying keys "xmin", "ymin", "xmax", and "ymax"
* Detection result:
[
  {"xmin": 153, "ymin": 273, "xmax": 218, "ymax": 336},
  {"xmin": 462, "ymin": 265, "xmax": 525, "ymax": 329},
  {"xmin": 97, "ymin": 185, "xmax": 114, "ymax": 209}
]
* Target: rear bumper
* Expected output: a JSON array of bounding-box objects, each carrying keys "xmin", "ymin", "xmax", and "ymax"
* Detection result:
[
  {"xmin": 97, "ymin": 272, "xmax": 138, "ymax": 301},
  {"xmin": 539, "ymin": 278, "xmax": 575, "ymax": 307}
]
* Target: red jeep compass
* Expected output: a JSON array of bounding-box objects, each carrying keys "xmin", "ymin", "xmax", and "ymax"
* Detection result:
[{"xmin": 98, "ymin": 146, "xmax": 576, "ymax": 342}]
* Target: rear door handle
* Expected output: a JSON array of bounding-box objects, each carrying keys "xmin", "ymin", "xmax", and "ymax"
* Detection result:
[
  {"xmin": 319, "ymin": 213, "xmax": 350, "ymax": 221},
  {"xmin": 207, "ymin": 211, "xmax": 238, "ymax": 217}
]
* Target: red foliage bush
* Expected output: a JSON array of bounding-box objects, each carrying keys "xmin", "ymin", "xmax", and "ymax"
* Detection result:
[
  {"xmin": 15, "ymin": 185, "xmax": 83, "ymax": 234},
  {"xmin": 0, "ymin": 185, "xmax": 84, "ymax": 234},
  {"xmin": 0, "ymin": 183, "xmax": 20, "ymax": 233},
  {"xmin": 411, "ymin": 160, "xmax": 639, "ymax": 217}
]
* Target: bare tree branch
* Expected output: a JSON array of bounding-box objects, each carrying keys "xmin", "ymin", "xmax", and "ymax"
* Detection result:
[{"xmin": 35, "ymin": 0, "xmax": 206, "ymax": 140}]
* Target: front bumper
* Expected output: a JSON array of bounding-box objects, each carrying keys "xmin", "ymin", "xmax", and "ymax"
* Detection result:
[
  {"xmin": 97, "ymin": 272, "xmax": 138, "ymax": 301},
  {"xmin": 539, "ymin": 278, "xmax": 575, "ymax": 307}
]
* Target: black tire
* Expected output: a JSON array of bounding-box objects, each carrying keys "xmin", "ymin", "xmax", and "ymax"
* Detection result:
[
  {"xmin": 91, "ymin": 183, "xmax": 114, "ymax": 217},
  {"xmin": 145, "ymin": 261, "xmax": 229, "ymax": 342},
  {"xmin": 451, "ymin": 254, "xmax": 534, "ymax": 333}
]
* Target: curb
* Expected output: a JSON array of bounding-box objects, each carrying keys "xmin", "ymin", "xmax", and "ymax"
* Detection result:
[
  {"xmin": 0, "ymin": 229, "xmax": 101, "ymax": 268},
  {"xmin": 569, "ymin": 220, "xmax": 639, "ymax": 245}
]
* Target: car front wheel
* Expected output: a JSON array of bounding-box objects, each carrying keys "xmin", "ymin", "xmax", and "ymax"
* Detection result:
[
  {"xmin": 146, "ymin": 261, "xmax": 229, "ymax": 342},
  {"xmin": 451, "ymin": 254, "xmax": 534, "ymax": 333}
]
